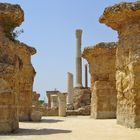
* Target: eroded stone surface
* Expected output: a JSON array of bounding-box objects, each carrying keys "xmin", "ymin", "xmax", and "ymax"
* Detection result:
[
  {"xmin": 0, "ymin": 3, "xmax": 24, "ymax": 133},
  {"xmin": 0, "ymin": 3, "xmax": 36, "ymax": 133},
  {"xmin": 16, "ymin": 42, "xmax": 36, "ymax": 121},
  {"xmin": 73, "ymin": 87, "xmax": 91, "ymax": 115},
  {"xmin": 100, "ymin": 1, "xmax": 140, "ymax": 128},
  {"xmin": 30, "ymin": 111, "xmax": 42, "ymax": 122},
  {"xmin": 83, "ymin": 42, "xmax": 117, "ymax": 119},
  {"xmin": 58, "ymin": 93, "xmax": 67, "ymax": 117}
]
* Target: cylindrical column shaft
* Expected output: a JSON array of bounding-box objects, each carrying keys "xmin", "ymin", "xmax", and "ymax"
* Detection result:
[
  {"xmin": 85, "ymin": 64, "xmax": 88, "ymax": 88},
  {"xmin": 75, "ymin": 29, "xmax": 83, "ymax": 88},
  {"xmin": 67, "ymin": 72, "xmax": 73, "ymax": 104}
]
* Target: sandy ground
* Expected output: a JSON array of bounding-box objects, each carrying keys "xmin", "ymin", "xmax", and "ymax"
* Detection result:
[{"xmin": 0, "ymin": 116, "xmax": 140, "ymax": 140}]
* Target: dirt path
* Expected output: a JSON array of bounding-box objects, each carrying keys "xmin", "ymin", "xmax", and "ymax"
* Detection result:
[{"xmin": 0, "ymin": 116, "xmax": 140, "ymax": 140}]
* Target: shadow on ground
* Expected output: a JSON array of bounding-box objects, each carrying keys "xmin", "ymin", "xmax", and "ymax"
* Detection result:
[
  {"xmin": 21, "ymin": 118, "xmax": 64, "ymax": 124},
  {"xmin": 3, "ymin": 128, "xmax": 72, "ymax": 136},
  {"xmin": 40, "ymin": 118, "xmax": 64, "ymax": 123}
]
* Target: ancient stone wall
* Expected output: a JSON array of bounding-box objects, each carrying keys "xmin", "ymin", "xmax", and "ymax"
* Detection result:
[
  {"xmin": 83, "ymin": 42, "xmax": 117, "ymax": 119},
  {"xmin": 15, "ymin": 42, "xmax": 36, "ymax": 121},
  {"xmin": 99, "ymin": 1, "xmax": 140, "ymax": 128},
  {"xmin": 0, "ymin": 3, "xmax": 36, "ymax": 133},
  {"xmin": 73, "ymin": 88, "xmax": 91, "ymax": 109},
  {"xmin": 0, "ymin": 3, "xmax": 24, "ymax": 133}
]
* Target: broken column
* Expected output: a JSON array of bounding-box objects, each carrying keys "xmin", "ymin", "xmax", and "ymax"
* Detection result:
[
  {"xmin": 67, "ymin": 72, "xmax": 73, "ymax": 105},
  {"xmin": 99, "ymin": 1, "xmax": 140, "ymax": 128},
  {"xmin": 58, "ymin": 93, "xmax": 67, "ymax": 117},
  {"xmin": 83, "ymin": 42, "xmax": 117, "ymax": 119},
  {"xmin": 0, "ymin": 3, "xmax": 24, "ymax": 133},
  {"xmin": 75, "ymin": 29, "xmax": 83, "ymax": 88}
]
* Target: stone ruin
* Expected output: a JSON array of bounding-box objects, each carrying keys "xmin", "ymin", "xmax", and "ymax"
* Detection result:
[
  {"xmin": 83, "ymin": 42, "xmax": 117, "ymax": 119},
  {"xmin": 67, "ymin": 72, "xmax": 74, "ymax": 110},
  {"xmin": 72, "ymin": 87, "xmax": 91, "ymax": 115},
  {"xmin": 0, "ymin": 3, "xmax": 36, "ymax": 133},
  {"xmin": 32, "ymin": 91, "xmax": 40, "ymax": 110},
  {"xmin": 18, "ymin": 44, "xmax": 36, "ymax": 121},
  {"xmin": 67, "ymin": 29, "xmax": 91, "ymax": 116},
  {"xmin": 99, "ymin": 1, "xmax": 140, "ymax": 128},
  {"xmin": 46, "ymin": 90, "xmax": 59, "ymax": 116},
  {"xmin": 12, "ymin": 42, "xmax": 36, "ymax": 122},
  {"xmin": 0, "ymin": 3, "xmax": 23, "ymax": 133},
  {"xmin": 58, "ymin": 92, "xmax": 67, "ymax": 117},
  {"xmin": 46, "ymin": 91, "xmax": 67, "ymax": 117},
  {"xmin": 31, "ymin": 91, "xmax": 42, "ymax": 121}
]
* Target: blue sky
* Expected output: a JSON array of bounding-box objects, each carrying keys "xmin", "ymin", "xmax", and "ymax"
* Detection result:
[{"xmin": 1, "ymin": 0, "xmax": 135, "ymax": 100}]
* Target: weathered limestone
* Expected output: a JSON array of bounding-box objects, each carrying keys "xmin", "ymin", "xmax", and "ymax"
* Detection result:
[
  {"xmin": 67, "ymin": 72, "xmax": 73, "ymax": 105},
  {"xmin": 17, "ymin": 43, "xmax": 36, "ymax": 121},
  {"xmin": 58, "ymin": 93, "xmax": 67, "ymax": 117},
  {"xmin": 73, "ymin": 88, "xmax": 91, "ymax": 111},
  {"xmin": 46, "ymin": 90, "xmax": 59, "ymax": 116},
  {"xmin": 31, "ymin": 91, "xmax": 42, "ymax": 120},
  {"xmin": 83, "ymin": 42, "xmax": 117, "ymax": 119},
  {"xmin": 32, "ymin": 91, "xmax": 40, "ymax": 107},
  {"xmin": 32, "ymin": 91, "xmax": 41, "ymax": 112},
  {"xmin": 0, "ymin": 3, "xmax": 24, "ymax": 133},
  {"xmin": 30, "ymin": 111, "xmax": 42, "ymax": 122},
  {"xmin": 99, "ymin": 1, "xmax": 140, "ymax": 128},
  {"xmin": 0, "ymin": 3, "xmax": 36, "ymax": 127},
  {"xmin": 75, "ymin": 29, "xmax": 83, "ymax": 88}
]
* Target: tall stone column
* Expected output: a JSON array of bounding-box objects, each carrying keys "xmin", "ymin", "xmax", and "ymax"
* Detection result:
[
  {"xmin": 100, "ymin": 1, "xmax": 140, "ymax": 128},
  {"xmin": 85, "ymin": 64, "xmax": 88, "ymax": 88},
  {"xmin": 67, "ymin": 72, "xmax": 73, "ymax": 105},
  {"xmin": 58, "ymin": 93, "xmax": 67, "ymax": 117},
  {"xmin": 75, "ymin": 29, "xmax": 83, "ymax": 88}
]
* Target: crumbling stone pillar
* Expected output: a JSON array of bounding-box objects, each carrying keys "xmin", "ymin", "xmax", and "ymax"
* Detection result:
[
  {"xmin": 83, "ymin": 42, "xmax": 117, "ymax": 119},
  {"xmin": 67, "ymin": 72, "xmax": 73, "ymax": 105},
  {"xmin": 58, "ymin": 93, "xmax": 67, "ymax": 117},
  {"xmin": 75, "ymin": 29, "xmax": 83, "ymax": 88},
  {"xmin": 99, "ymin": 1, "xmax": 140, "ymax": 128},
  {"xmin": 0, "ymin": 3, "xmax": 24, "ymax": 133},
  {"xmin": 17, "ymin": 44, "xmax": 36, "ymax": 121}
]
